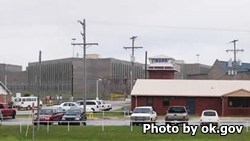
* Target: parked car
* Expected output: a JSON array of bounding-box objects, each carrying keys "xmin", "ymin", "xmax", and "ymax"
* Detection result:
[
  {"xmin": 33, "ymin": 107, "xmax": 65, "ymax": 125},
  {"xmin": 76, "ymin": 100, "xmax": 101, "ymax": 112},
  {"xmin": 165, "ymin": 106, "xmax": 189, "ymax": 125},
  {"xmin": 96, "ymin": 100, "xmax": 112, "ymax": 111},
  {"xmin": 60, "ymin": 107, "xmax": 87, "ymax": 125},
  {"xmin": 95, "ymin": 100, "xmax": 104, "ymax": 111},
  {"xmin": 200, "ymin": 110, "xmax": 220, "ymax": 126},
  {"xmin": 0, "ymin": 103, "xmax": 16, "ymax": 119},
  {"xmin": 0, "ymin": 111, "xmax": 3, "ymax": 126},
  {"xmin": 53, "ymin": 102, "xmax": 80, "ymax": 111},
  {"xmin": 121, "ymin": 106, "xmax": 131, "ymax": 115},
  {"xmin": 130, "ymin": 106, "xmax": 157, "ymax": 126}
]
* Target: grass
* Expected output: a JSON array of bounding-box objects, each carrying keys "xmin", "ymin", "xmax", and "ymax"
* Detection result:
[{"xmin": 0, "ymin": 125, "xmax": 249, "ymax": 141}]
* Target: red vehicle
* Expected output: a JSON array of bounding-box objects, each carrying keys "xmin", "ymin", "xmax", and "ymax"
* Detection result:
[
  {"xmin": 0, "ymin": 103, "xmax": 16, "ymax": 119},
  {"xmin": 34, "ymin": 107, "xmax": 65, "ymax": 125}
]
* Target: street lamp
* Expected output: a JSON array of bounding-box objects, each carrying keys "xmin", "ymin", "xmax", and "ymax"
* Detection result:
[
  {"xmin": 96, "ymin": 79, "xmax": 102, "ymax": 100},
  {"xmin": 71, "ymin": 38, "xmax": 76, "ymax": 58}
]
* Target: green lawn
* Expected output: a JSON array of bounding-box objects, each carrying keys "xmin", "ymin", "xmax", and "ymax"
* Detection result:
[{"xmin": 0, "ymin": 126, "xmax": 249, "ymax": 141}]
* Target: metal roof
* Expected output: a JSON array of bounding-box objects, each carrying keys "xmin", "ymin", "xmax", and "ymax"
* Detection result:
[
  {"xmin": 149, "ymin": 54, "xmax": 173, "ymax": 59},
  {"xmin": 219, "ymin": 60, "xmax": 250, "ymax": 73},
  {"xmin": 131, "ymin": 79, "xmax": 250, "ymax": 97}
]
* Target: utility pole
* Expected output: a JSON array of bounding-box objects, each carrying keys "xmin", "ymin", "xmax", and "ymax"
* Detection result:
[
  {"xmin": 71, "ymin": 19, "xmax": 98, "ymax": 112},
  {"xmin": 37, "ymin": 51, "xmax": 41, "ymax": 130},
  {"xmin": 145, "ymin": 51, "xmax": 147, "ymax": 79},
  {"xmin": 123, "ymin": 36, "xmax": 143, "ymax": 95},
  {"xmin": 226, "ymin": 40, "xmax": 244, "ymax": 79},
  {"xmin": 71, "ymin": 38, "xmax": 76, "ymax": 98}
]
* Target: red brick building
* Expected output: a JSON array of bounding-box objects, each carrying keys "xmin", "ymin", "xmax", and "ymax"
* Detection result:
[
  {"xmin": 0, "ymin": 81, "xmax": 12, "ymax": 103},
  {"xmin": 147, "ymin": 55, "xmax": 180, "ymax": 79},
  {"xmin": 131, "ymin": 79, "xmax": 250, "ymax": 116}
]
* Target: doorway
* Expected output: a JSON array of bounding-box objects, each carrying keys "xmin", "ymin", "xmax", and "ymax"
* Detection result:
[{"xmin": 187, "ymin": 98, "xmax": 195, "ymax": 114}]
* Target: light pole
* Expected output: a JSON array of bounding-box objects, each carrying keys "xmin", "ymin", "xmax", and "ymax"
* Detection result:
[
  {"xmin": 71, "ymin": 38, "xmax": 76, "ymax": 58},
  {"xmin": 196, "ymin": 54, "xmax": 200, "ymax": 63},
  {"xmin": 96, "ymin": 79, "xmax": 102, "ymax": 100}
]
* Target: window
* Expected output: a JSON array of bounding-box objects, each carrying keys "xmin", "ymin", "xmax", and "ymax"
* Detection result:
[
  {"xmin": 163, "ymin": 97, "xmax": 169, "ymax": 106},
  {"xmin": 86, "ymin": 101, "xmax": 95, "ymax": 105},
  {"xmin": 204, "ymin": 111, "xmax": 216, "ymax": 116},
  {"xmin": 147, "ymin": 97, "xmax": 153, "ymax": 106},
  {"xmin": 2, "ymin": 96, "xmax": 6, "ymax": 103},
  {"xmin": 228, "ymin": 97, "xmax": 249, "ymax": 107}
]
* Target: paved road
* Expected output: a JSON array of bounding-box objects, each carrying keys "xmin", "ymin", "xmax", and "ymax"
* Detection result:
[
  {"xmin": 5, "ymin": 100, "xmax": 250, "ymax": 127},
  {"xmin": 15, "ymin": 100, "xmax": 130, "ymax": 116}
]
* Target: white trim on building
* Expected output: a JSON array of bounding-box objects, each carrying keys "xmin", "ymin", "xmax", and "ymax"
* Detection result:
[{"xmin": 0, "ymin": 81, "xmax": 11, "ymax": 95}]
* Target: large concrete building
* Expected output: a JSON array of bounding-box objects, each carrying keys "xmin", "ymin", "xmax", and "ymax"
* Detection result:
[
  {"xmin": 27, "ymin": 57, "xmax": 145, "ymax": 100},
  {"xmin": 0, "ymin": 64, "xmax": 28, "ymax": 95},
  {"xmin": 2, "ymin": 53, "xmax": 250, "ymax": 105}
]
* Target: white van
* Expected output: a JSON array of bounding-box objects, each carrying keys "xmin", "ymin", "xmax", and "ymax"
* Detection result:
[{"xmin": 13, "ymin": 96, "xmax": 43, "ymax": 110}]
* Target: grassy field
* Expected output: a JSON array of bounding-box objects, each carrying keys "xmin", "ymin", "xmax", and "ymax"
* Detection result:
[{"xmin": 0, "ymin": 125, "xmax": 249, "ymax": 141}]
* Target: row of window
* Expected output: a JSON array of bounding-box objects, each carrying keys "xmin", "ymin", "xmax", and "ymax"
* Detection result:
[
  {"xmin": 228, "ymin": 97, "xmax": 249, "ymax": 107},
  {"xmin": 111, "ymin": 62, "xmax": 144, "ymax": 80},
  {"xmin": 146, "ymin": 97, "xmax": 249, "ymax": 107},
  {"xmin": 147, "ymin": 97, "xmax": 169, "ymax": 106}
]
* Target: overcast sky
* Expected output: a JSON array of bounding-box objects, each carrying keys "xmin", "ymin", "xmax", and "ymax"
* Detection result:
[{"xmin": 1, "ymin": 0, "xmax": 250, "ymax": 70}]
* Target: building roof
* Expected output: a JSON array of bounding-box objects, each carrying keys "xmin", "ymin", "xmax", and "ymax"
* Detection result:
[
  {"xmin": 149, "ymin": 54, "xmax": 174, "ymax": 59},
  {"xmin": 218, "ymin": 60, "xmax": 250, "ymax": 73},
  {"xmin": 131, "ymin": 79, "xmax": 250, "ymax": 97},
  {"xmin": 0, "ymin": 81, "xmax": 12, "ymax": 95}
]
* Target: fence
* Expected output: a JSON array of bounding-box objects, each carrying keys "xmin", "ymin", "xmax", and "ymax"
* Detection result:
[{"xmin": 1, "ymin": 119, "xmax": 250, "ymax": 132}]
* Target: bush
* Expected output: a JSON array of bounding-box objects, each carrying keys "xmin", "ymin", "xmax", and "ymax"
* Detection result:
[{"xmin": 23, "ymin": 93, "xmax": 31, "ymax": 97}]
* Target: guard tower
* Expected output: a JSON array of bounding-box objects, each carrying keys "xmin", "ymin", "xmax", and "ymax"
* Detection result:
[{"xmin": 147, "ymin": 55, "xmax": 180, "ymax": 79}]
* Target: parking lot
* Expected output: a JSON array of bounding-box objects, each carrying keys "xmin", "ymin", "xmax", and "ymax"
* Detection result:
[{"xmin": 1, "ymin": 100, "xmax": 250, "ymax": 128}]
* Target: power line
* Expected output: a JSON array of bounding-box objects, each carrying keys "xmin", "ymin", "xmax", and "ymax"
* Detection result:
[{"xmin": 90, "ymin": 20, "xmax": 250, "ymax": 33}]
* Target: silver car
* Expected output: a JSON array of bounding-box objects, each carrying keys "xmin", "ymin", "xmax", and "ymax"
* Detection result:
[{"xmin": 165, "ymin": 106, "xmax": 189, "ymax": 125}]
